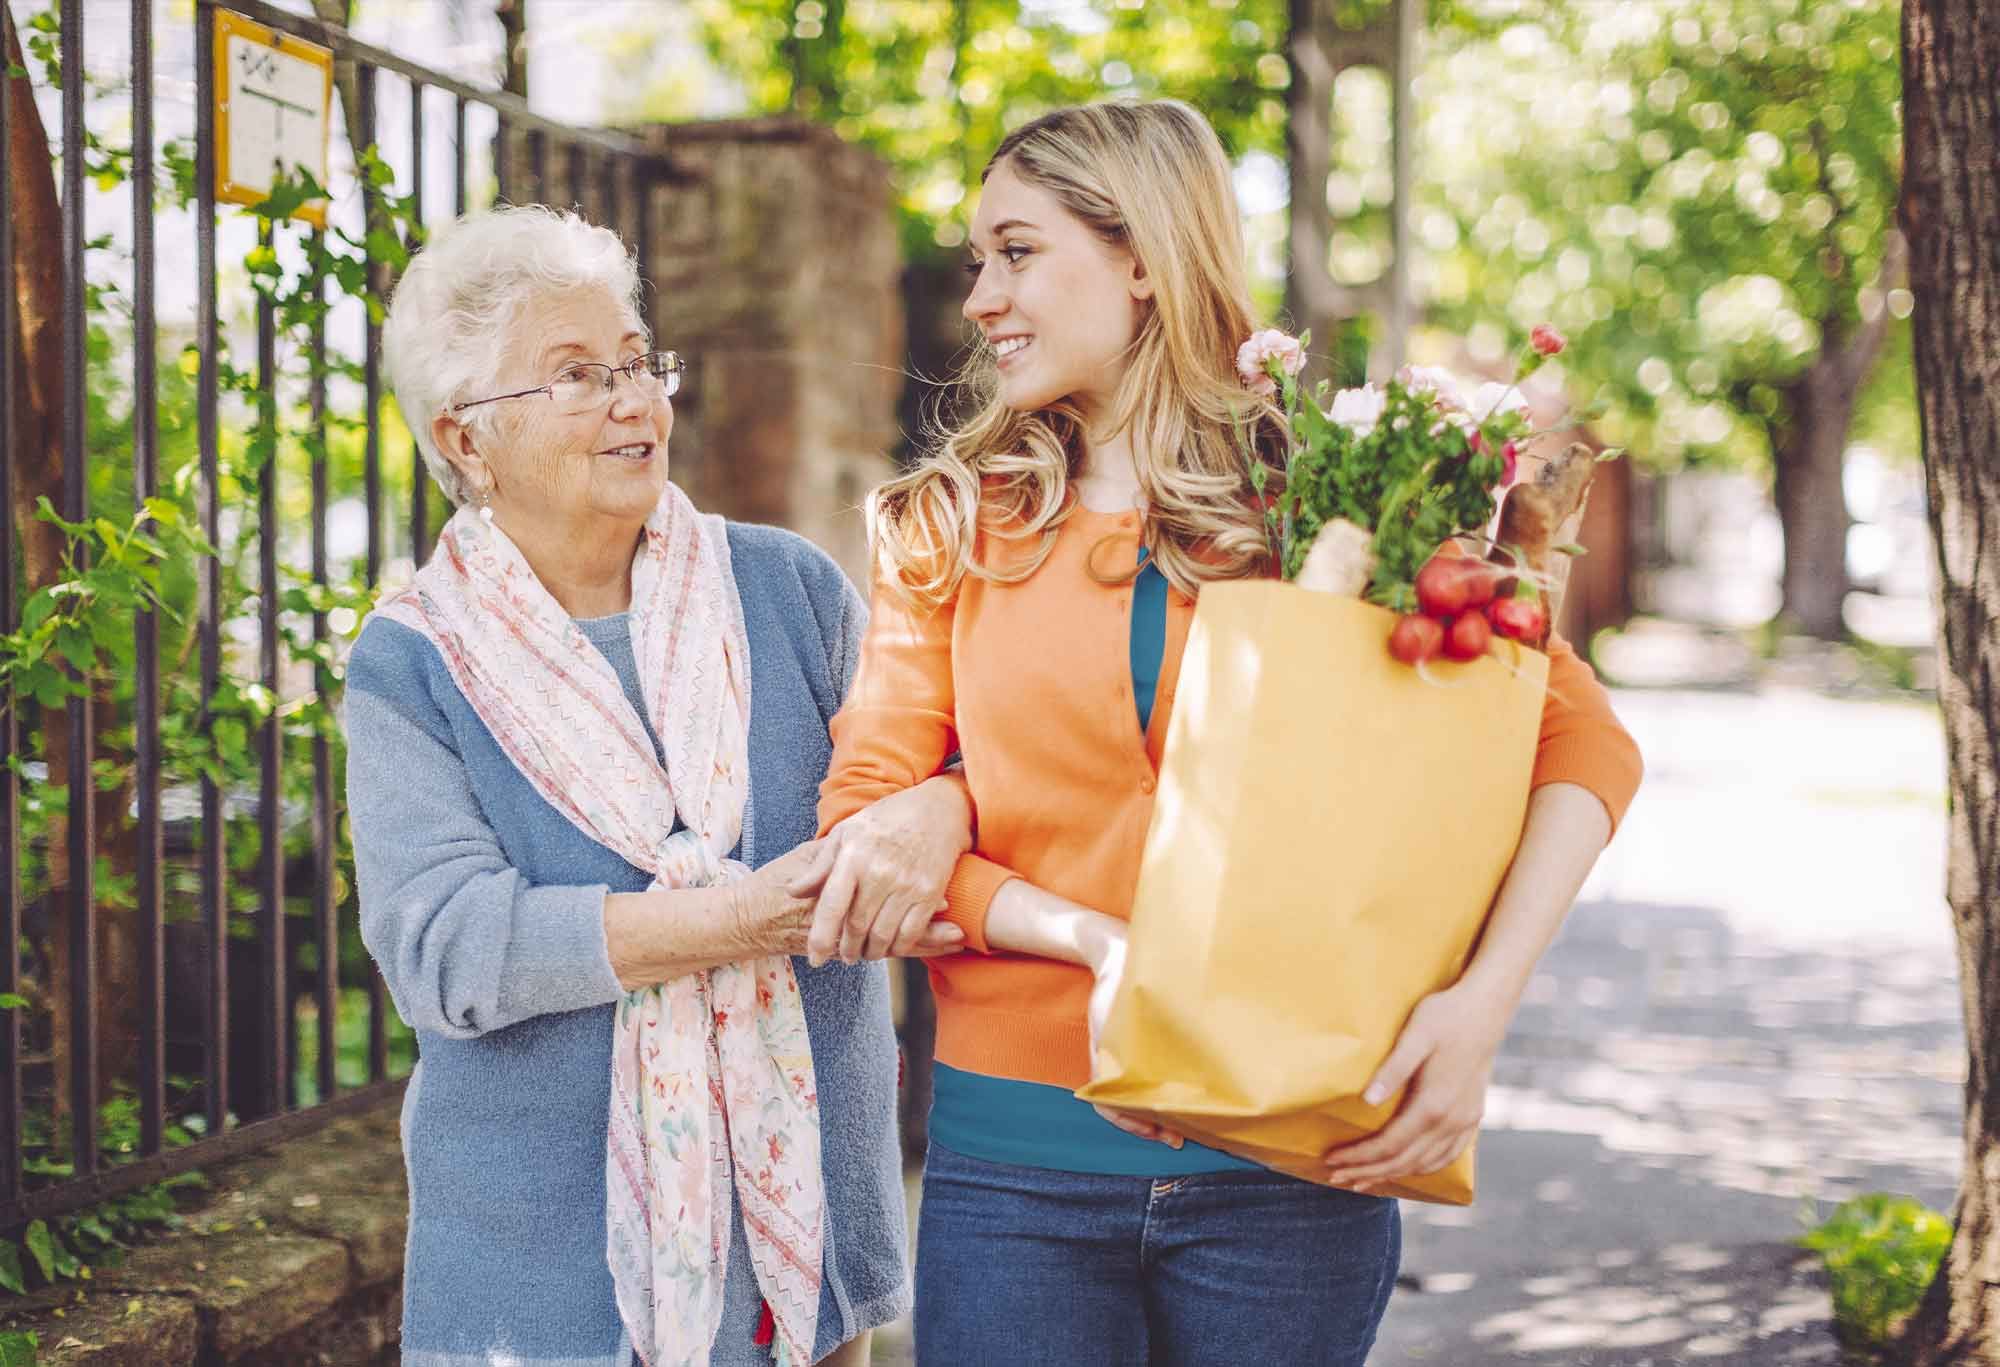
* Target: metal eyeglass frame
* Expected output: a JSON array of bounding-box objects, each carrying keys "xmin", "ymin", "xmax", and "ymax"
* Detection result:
[{"xmin": 450, "ymin": 349, "xmax": 686, "ymax": 414}]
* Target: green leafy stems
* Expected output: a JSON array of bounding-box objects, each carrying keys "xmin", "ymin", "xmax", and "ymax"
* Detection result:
[{"xmin": 1251, "ymin": 331, "xmax": 1559, "ymax": 613}]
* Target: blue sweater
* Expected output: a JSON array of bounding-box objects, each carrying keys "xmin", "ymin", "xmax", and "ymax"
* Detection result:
[{"xmin": 344, "ymin": 522, "xmax": 911, "ymax": 1367}]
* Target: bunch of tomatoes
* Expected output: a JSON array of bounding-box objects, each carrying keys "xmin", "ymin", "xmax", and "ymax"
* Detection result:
[{"xmin": 1387, "ymin": 555, "xmax": 1547, "ymax": 665}]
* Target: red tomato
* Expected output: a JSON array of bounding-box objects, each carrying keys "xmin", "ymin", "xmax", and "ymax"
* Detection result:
[
  {"xmin": 1388, "ymin": 613, "xmax": 1445, "ymax": 664},
  {"xmin": 1415, "ymin": 557, "xmax": 1498, "ymax": 618},
  {"xmin": 1443, "ymin": 610, "xmax": 1492, "ymax": 661},
  {"xmin": 1487, "ymin": 596, "xmax": 1547, "ymax": 641}
]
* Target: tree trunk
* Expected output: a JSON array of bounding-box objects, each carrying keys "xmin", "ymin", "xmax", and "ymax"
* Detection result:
[
  {"xmin": 6, "ymin": 10, "xmax": 66, "ymax": 598},
  {"xmin": 1770, "ymin": 238, "xmax": 1903, "ymax": 642},
  {"xmin": 496, "ymin": 0, "xmax": 528, "ymax": 99},
  {"xmin": 1771, "ymin": 357, "xmax": 1856, "ymax": 640},
  {"xmin": 5, "ymin": 7, "xmax": 139, "ymax": 1109},
  {"xmin": 1892, "ymin": 2, "xmax": 2000, "ymax": 1361},
  {"xmin": 1284, "ymin": 0, "xmax": 1337, "ymax": 389}
]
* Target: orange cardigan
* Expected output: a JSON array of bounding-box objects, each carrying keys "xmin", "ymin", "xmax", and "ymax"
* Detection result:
[{"xmin": 818, "ymin": 505, "xmax": 1644, "ymax": 1091}]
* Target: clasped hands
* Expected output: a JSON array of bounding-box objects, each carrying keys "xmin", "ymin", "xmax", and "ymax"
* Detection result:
[{"xmin": 785, "ymin": 777, "xmax": 976, "ymax": 967}]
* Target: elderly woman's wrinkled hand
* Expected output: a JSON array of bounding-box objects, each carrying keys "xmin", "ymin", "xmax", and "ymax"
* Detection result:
[
  {"xmin": 794, "ymin": 776, "xmax": 975, "ymax": 967},
  {"xmin": 758, "ymin": 836, "xmax": 965, "ymax": 964}
]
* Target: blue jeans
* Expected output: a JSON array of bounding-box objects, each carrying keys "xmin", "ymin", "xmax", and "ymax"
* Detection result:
[{"xmin": 914, "ymin": 1142, "xmax": 1401, "ymax": 1366}]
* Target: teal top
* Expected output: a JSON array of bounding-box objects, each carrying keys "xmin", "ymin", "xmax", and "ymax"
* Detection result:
[
  {"xmin": 1130, "ymin": 548, "xmax": 1170, "ymax": 734},
  {"xmin": 928, "ymin": 547, "xmax": 1259, "ymax": 1176}
]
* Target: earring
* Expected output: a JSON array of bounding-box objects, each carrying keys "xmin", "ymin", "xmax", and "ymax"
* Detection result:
[{"xmin": 474, "ymin": 483, "xmax": 495, "ymax": 524}]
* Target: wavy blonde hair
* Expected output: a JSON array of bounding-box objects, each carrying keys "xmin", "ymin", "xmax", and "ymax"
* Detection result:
[{"xmin": 871, "ymin": 99, "xmax": 1288, "ymax": 607}]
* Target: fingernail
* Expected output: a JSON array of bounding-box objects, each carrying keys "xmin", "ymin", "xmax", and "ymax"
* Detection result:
[
  {"xmin": 1363, "ymin": 1085, "xmax": 1386, "ymax": 1106},
  {"xmin": 940, "ymin": 925, "xmax": 964, "ymax": 939}
]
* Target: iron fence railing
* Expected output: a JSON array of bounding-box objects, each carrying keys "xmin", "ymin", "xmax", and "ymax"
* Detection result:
[{"xmin": 1, "ymin": 0, "xmax": 684, "ymax": 1229}]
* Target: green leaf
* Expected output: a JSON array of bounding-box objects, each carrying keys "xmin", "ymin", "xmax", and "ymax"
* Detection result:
[
  {"xmin": 0, "ymin": 993, "xmax": 26, "ymax": 1009},
  {"xmin": 73, "ymin": 1213, "xmax": 118, "ymax": 1248},
  {"xmin": 48, "ymin": 1231, "xmax": 79, "ymax": 1280},
  {"xmin": 362, "ymin": 226, "xmax": 395, "ymax": 255},
  {"xmin": 19, "ymin": 589, "xmax": 58, "ymax": 636},
  {"xmin": 22, "ymin": 1220, "xmax": 54, "ymax": 1282},
  {"xmin": 0, "ymin": 1243, "xmax": 23, "ymax": 1295},
  {"xmin": 55, "ymin": 626, "xmax": 98, "ymax": 675},
  {"xmin": 33, "ymin": 495, "xmax": 89, "ymax": 538},
  {"xmin": 0, "ymin": 1328, "xmax": 37, "ymax": 1367},
  {"xmin": 213, "ymin": 717, "xmax": 248, "ymax": 759},
  {"xmin": 1554, "ymin": 543, "xmax": 1588, "ymax": 557}
]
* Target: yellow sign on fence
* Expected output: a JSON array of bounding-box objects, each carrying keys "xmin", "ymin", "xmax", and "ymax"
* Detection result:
[{"xmin": 214, "ymin": 9, "xmax": 334, "ymax": 228}]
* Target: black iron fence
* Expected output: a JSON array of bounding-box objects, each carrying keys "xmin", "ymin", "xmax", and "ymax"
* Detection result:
[{"xmin": 1, "ymin": 0, "xmax": 683, "ymax": 1230}]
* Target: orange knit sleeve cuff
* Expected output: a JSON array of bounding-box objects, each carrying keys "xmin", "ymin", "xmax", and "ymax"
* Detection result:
[
  {"xmin": 1531, "ymin": 731, "xmax": 1644, "ymax": 835},
  {"xmin": 940, "ymin": 854, "xmax": 1014, "ymax": 955}
]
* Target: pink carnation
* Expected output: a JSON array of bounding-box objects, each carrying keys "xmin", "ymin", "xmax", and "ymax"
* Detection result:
[
  {"xmin": 1236, "ymin": 329, "xmax": 1306, "ymax": 396},
  {"xmin": 1530, "ymin": 324, "xmax": 1567, "ymax": 357},
  {"xmin": 1396, "ymin": 365, "xmax": 1466, "ymax": 411}
]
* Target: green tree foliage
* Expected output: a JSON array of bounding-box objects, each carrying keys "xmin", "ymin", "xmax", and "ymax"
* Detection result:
[
  {"xmin": 625, "ymin": 0, "xmax": 1293, "ymax": 256},
  {"xmin": 1420, "ymin": 0, "xmax": 1904, "ymax": 469}
]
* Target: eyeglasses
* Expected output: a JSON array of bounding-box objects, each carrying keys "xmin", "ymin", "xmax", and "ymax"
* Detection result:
[{"xmin": 451, "ymin": 350, "xmax": 686, "ymax": 415}]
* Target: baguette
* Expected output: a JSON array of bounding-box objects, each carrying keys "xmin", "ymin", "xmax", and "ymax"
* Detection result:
[{"xmin": 1488, "ymin": 441, "xmax": 1599, "ymax": 641}]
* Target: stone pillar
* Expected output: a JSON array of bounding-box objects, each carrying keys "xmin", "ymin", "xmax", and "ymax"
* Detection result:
[{"xmin": 635, "ymin": 117, "xmax": 903, "ymax": 584}]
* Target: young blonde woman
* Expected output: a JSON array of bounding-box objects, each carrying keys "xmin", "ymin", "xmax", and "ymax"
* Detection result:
[{"xmin": 807, "ymin": 101, "xmax": 1643, "ymax": 1365}]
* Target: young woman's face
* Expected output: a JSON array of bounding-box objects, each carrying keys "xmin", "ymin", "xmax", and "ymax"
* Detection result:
[{"xmin": 962, "ymin": 158, "xmax": 1153, "ymax": 418}]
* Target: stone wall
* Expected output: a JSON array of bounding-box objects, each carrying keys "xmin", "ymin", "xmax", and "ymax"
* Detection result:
[
  {"xmin": 635, "ymin": 116, "xmax": 905, "ymax": 584},
  {"xmin": 0, "ymin": 1102, "xmax": 408, "ymax": 1366}
]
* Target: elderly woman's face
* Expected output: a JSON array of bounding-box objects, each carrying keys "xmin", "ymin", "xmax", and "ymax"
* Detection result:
[{"xmin": 455, "ymin": 286, "xmax": 671, "ymax": 527}]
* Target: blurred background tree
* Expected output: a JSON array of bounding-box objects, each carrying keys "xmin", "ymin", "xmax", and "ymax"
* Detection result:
[{"xmin": 1421, "ymin": 0, "xmax": 1905, "ymax": 640}]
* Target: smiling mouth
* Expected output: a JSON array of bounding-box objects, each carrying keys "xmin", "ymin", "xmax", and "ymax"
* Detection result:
[
  {"xmin": 992, "ymin": 336, "xmax": 1033, "ymax": 362},
  {"xmin": 598, "ymin": 443, "xmax": 655, "ymax": 461}
]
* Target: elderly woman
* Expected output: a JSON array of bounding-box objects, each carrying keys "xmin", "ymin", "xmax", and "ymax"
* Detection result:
[{"xmin": 346, "ymin": 206, "xmax": 971, "ymax": 1367}]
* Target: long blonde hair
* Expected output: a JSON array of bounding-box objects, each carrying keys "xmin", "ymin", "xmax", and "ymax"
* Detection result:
[{"xmin": 871, "ymin": 100, "xmax": 1288, "ymax": 608}]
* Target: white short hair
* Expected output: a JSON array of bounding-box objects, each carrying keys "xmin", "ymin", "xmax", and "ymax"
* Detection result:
[{"xmin": 382, "ymin": 205, "xmax": 646, "ymax": 506}]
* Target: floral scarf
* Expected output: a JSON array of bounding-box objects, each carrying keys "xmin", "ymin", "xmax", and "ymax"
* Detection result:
[{"xmin": 375, "ymin": 482, "xmax": 823, "ymax": 1365}]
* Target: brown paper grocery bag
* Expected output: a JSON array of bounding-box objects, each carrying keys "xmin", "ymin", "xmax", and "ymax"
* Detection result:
[{"xmin": 1076, "ymin": 581, "xmax": 1548, "ymax": 1205}]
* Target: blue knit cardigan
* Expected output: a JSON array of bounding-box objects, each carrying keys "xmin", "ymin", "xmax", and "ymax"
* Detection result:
[{"xmin": 343, "ymin": 522, "xmax": 910, "ymax": 1367}]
